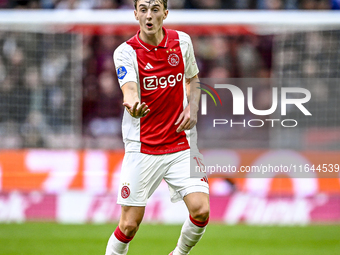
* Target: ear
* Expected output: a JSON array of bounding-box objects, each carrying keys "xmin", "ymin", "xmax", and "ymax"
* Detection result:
[
  {"xmin": 163, "ymin": 9, "xmax": 169, "ymax": 20},
  {"xmin": 134, "ymin": 10, "xmax": 138, "ymax": 20}
]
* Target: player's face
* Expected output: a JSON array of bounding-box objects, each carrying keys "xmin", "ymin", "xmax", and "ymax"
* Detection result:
[{"xmin": 134, "ymin": 0, "xmax": 168, "ymax": 38}]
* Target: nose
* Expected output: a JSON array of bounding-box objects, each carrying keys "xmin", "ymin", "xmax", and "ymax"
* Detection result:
[{"xmin": 146, "ymin": 9, "xmax": 152, "ymax": 19}]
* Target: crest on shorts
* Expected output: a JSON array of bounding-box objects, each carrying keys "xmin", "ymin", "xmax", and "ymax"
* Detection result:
[
  {"xmin": 121, "ymin": 186, "xmax": 130, "ymax": 199},
  {"xmin": 168, "ymin": 53, "xmax": 180, "ymax": 66}
]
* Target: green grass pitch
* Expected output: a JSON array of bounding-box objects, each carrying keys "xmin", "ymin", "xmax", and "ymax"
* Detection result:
[{"xmin": 0, "ymin": 223, "xmax": 339, "ymax": 255}]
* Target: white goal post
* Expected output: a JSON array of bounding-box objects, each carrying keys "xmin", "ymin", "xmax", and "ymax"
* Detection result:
[
  {"xmin": 1, "ymin": 10, "xmax": 340, "ymax": 32},
  {"xmin": 0, "ymin": 10, "xmax": 340, "ymax": 25}
]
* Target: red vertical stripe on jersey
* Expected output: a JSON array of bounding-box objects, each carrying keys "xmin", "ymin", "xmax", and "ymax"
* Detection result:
[{"xmin": 127, "ymin": 29, "xmax": 190, "ymax": 154}]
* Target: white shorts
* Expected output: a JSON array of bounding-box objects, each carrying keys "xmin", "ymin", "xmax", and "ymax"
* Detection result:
[{"xmin": 117, "ymin": 149, "xmax": 209, "ymax": 206}]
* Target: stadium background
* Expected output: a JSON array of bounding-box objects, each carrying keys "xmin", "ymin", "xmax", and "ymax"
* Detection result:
[{"xmin": 0, "ymin": 0, "xmax": 340, "ymax": 254}]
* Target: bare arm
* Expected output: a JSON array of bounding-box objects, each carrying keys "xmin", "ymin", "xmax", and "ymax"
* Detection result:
[
  {"xmin": 175, "ymin": 74, "xmax": 200, "ymax": 133},
  {"xmin": 121, "ymin": 82, "xmax": 150, "ymax": 118}
]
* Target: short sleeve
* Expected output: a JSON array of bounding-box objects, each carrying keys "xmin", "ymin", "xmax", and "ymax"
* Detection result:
[
  {"xmin": 183, "ymin": 34, "xmax": 199, "ymax": 79},
  {"xmin": 113, "ymin": 43, "xmax": 138, "ymax": 87}
]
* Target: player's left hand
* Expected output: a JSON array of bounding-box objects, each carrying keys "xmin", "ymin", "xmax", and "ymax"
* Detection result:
[{"xmin": 175, "ymin": 104, "xmax": 197, "ymax": 133}]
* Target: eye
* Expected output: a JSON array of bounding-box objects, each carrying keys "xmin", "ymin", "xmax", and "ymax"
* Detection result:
[
  {"xmin": 153, "ymin": 8, "xmax": 159, "ymax": 12},
  {"xmin": 141, "ymin": 8, "xmax": 146, "ymax": 12}
]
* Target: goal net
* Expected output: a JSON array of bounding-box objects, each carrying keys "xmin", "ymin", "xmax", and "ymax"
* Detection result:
[
  {"xmin": 273, "ymin": 29, "xmax": 340, "ymax": 150},
  {"xmin": 0, "ymin": 13, "xmax": 82, "ymax": 149},
  {"xmin": 0, "ymin": 10, "xmax": 339, "ymax": 150}
]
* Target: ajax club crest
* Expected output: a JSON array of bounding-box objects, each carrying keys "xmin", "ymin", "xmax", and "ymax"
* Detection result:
[
  {"xmin": 168, "ymin": 53, "xmax": 180, "ymax": 66},
  {"xmin": 121, "ymin": 185, "xmax": 130, "ymax": 199}
]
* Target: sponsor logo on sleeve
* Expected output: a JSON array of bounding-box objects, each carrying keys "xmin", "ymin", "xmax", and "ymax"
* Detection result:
[{"xmin": 117, "ymin": 66, "xmax": 127, "ymax": 80}]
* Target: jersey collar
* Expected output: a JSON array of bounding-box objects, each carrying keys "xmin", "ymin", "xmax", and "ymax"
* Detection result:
[{"xmin": 136, "ymin": 27, "xmax": 168, "ymax": 52}]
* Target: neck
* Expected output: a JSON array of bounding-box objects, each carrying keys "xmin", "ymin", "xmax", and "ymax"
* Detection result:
[{"xmin": 139, "ymin": 28, "xmax": 164, "ymax": 46}]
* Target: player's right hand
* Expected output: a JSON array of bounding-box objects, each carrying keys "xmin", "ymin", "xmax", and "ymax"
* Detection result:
[{"xmin": 123, "ymin": 102, "xmax": 150, "ymax": 118}]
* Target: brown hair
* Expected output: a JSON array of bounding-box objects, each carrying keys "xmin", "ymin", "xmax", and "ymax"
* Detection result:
[{"xmin": 134, "ymin": 0, "xmax": 168, "ymax": 10}]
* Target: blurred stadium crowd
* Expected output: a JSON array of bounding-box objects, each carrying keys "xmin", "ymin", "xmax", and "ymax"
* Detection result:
[
  {"xmin": 2, "ymin": 29, "xmax": 339, "ymax": 149},
  {"xmin": 0, "ymin": 1, "xmax": 339, "ymax": 149},
  {"xmin": 0, "ymin": 0, "xmax": 340, "ymax": 10},
  {"xmin": 0, "ymin": 32, "xmax": 79, "ymax": 148}
]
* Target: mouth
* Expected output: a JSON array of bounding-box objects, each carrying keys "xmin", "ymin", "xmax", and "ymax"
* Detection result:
[{"xmin": 146, "ymin": 23, "xmax": 153, "ymax": 29}]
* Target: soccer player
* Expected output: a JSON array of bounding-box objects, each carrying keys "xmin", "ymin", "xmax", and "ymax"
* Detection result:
[{"xmin": 105, "ymin": 0, "xmax": 210, "ymax": 254}]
